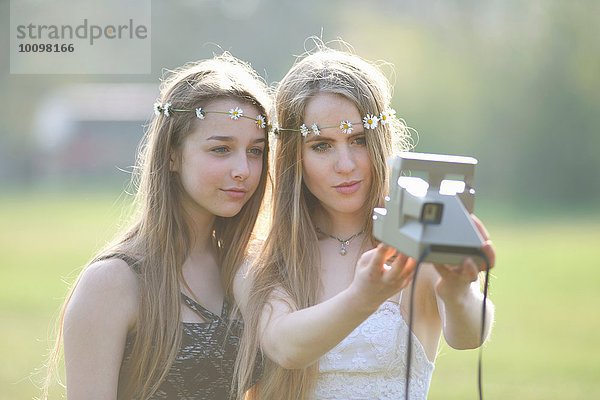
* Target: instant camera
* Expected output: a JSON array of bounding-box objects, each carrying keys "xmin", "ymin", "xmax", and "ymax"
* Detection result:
[{"xmin": 373, "ymin": 152, "xmax": 485, "ymax": 265}]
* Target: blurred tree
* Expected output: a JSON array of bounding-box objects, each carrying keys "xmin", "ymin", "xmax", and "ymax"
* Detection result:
[{"xmin": 340, "ymin": 0, "xmax": 600, "ymax": 209}]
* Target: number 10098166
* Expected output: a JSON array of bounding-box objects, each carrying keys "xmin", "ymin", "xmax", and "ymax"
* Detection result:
[{"xmin": 18, "ymin": 43, "xmax": 74, "ymax": 52}]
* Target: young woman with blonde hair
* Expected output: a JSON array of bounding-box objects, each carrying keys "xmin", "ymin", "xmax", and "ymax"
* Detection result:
[
  {"xmin": 47, "ymin": 53, "xmax": 272, "ymax": 399},
  {"xmin": 234, "ymin": 43, "xmax": 496, "ymax": 400}
]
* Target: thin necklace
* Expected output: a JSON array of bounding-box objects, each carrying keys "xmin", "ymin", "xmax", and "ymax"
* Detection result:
[{"xmin": 315, "ymin": 227, "xmax": 365, "ymax": 256}]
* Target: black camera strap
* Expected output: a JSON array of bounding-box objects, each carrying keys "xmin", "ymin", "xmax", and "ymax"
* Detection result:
[{"xmin": 404, "ymin": 246, "xmax": 492, "ymax": 400}]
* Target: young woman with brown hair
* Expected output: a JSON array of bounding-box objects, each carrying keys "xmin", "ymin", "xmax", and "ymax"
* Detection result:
[{"xmin": 48, "ymin": 53, "xmax": 272, "ymax": 399}]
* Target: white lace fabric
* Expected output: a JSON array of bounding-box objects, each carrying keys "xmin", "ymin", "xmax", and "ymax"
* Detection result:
[{"xmin": 313, "ymin": 301, "xmax": 434, "ymax": 400}]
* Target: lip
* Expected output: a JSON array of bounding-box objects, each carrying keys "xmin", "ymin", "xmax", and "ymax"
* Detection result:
[
  {"xmin": 221, "ymin": 187, "xmax": 248, "ymax": 199},
  {"xmin": 333, "ymin": 180, "xmax": 361, "ymax": 195}
]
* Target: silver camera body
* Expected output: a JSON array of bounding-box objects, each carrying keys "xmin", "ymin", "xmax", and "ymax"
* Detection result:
[{"xmin": 373, "ymin": 152, "xmax": 484, "ymax": 265}]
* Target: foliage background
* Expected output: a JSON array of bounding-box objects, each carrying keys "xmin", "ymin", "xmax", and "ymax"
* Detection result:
[{"xmin": 1, "ymin": 0, "xmax": 598, "ymax": 398}]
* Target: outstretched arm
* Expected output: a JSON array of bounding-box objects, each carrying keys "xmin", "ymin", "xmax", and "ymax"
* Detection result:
[
  {"xmin": 434, "ymin": 215, "xmax": 496, "ymax": 349},
  {"xmin": 253, "ymin": 245, "xmax": 416, "ymax": 369}
]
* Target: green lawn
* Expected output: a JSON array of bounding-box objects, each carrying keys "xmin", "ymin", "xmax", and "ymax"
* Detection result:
[
  {"xmin": 1, "ymin": 191, "xmax": 599, "ymax": 399},
  {"xmin": 429, "ymin": 219, "xmax": 600, "ymax": 399},
  {"xmin": 0, "ymin": 190, "xmax": 133, "ymax": 400}
]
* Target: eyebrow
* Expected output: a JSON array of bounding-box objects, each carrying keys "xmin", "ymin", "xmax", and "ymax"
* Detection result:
[
  {"xmin": 304, "ymin": 131, "xmax": 365, "ymax": 143},
  {"xmin": 206, "ymin": 136, "xmax": 266, "ymax": 144}
]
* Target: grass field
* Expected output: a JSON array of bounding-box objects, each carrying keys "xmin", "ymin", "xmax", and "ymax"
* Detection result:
[{"xmin": 1, "ymin": 190, "xmax": 599, "ymax": 399}]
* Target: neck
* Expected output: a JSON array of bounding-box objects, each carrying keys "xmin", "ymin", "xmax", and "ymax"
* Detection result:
[
  {"xmin": 182, "ymin": 203, "xmax": 217, "ymax": 257},
  {"xmin": 313, "ymin": 206, "xmax": 365, "ymax": 239}
]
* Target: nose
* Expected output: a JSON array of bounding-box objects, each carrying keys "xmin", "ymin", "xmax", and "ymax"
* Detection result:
[
  {"xmin": 334, "ymin": 145, "xmax": 356, "ymax": 174},
  {"xmin": 231, "ymin": 152, "xmax": 250, "ymax": 181}
]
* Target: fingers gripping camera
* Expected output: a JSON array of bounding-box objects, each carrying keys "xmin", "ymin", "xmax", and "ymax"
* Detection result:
[{"xmin": 373, "ymin": 152, "xmax": 485, "ymax": 265}]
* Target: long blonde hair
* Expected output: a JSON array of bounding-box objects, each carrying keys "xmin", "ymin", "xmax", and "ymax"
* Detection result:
[
  {"xmin": 44, "ymin": 53, "xmax": 271, "ymax": 400},
  {"xmin": 236, "ymin": 42, "xmax": 412, "ymax": 400}
]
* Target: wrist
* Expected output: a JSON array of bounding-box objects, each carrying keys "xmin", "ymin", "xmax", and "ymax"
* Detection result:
[
  {"xmin": 435, "ymin": 280, "xmax": 474, "ymax": 305},
  {"xmin": 342, "ymin": 285, "xmax": 380, "ymax": 316}
]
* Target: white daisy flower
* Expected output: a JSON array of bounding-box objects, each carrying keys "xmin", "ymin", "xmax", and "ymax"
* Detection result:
[
  {"xmin": 311, "ymin": 123, "xmax": 320, "ymax": 136},
  {"xmin": 379, "ymin": 108, "xmax": 396, "ymax": 125},
  {"xmin": 195, "ymin": 108, "xmax": 205, "ymax": 119},
  {"xmin": 340, "ymin": 120, "xmax": 353, "ymax": 134},
  {"xmin": 300, "ymin": 124, "xmax": 310, "ymax": 137},
  {"xmin": 153, "ymin": 102, "xmax": 162, "ymax": 116},
  {"xmin": 229, "ymin": 107, "xmax": 243, "ymax": 120},
  {"xmin": 363, "ymin": 114, "xmax": 379, "ymax": 129},
  {"xmin": 255, "ymin": 115, "xmax": 266, "ymax": 129},
  {"xmin": 163, "ymin": 102, "xmax": 172, "ymax": 117}
]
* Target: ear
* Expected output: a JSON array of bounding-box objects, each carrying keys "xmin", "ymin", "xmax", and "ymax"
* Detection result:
[{"xmin": 169, "ymin": 151, "xmax": 179, "ymax": 172}]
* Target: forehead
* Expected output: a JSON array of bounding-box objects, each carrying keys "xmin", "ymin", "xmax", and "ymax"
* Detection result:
[
  {"xmin": 303, "ymin": 93, "xmax": 361, "ymax": 125},
  {"xmin": 203, "ymin": 97, "xmax": 262, "ymax": 116},
  {"xmin": 190, "ymin": 98, "xmax": 265, "ymax": 140}
]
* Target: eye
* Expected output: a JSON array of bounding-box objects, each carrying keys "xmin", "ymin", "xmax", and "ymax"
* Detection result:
[
  {"xmin": 352, "ymin": 135, "xmax": 366, "ymax": 146},
  {"xmin": 211, "ymin": 146, "xmax": 230, "ymax": 154},
  {"xmin": 311, "ymin": 142, "xmax": 331, "ymax": 153},
  {"xmin": 248, "ymin": 147, "xmax": 264, "ymax": 157}
]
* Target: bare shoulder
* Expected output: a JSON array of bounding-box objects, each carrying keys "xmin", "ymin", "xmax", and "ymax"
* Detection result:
[
  {"xmin": 233, "ymin": 258, "xmax": 295, "ymax": 318},
  {"xmin": 65, "ymin": 258, "xmax": 139, "ymax": 330},
  {"xmin": 77, "ymin": 258, "xmax": 139, "ymax": 299},
  {"xmin": 63, "ymin": 258, "xmax": 140, "ymax": 397}
]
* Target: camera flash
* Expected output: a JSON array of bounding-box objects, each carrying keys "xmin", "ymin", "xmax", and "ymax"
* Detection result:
[{"xmin": 421, "ymin": 202, "xmax": 443, "ymax": 224}]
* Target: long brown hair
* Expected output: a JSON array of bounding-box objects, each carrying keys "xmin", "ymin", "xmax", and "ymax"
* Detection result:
[
  {"xmin": 44, "ymin": 53, "xmax": 271, "ymax": 399},
  {"xmin": 235, "ymin": 41, "xmax": 413, "ymax": 400}
]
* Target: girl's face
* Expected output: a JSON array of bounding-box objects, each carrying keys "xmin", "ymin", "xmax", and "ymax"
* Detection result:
[
  {"xmin": 301, "ymin": 93, "xmax": 372, "ymax": 217},
  {"xmin": 172, "ymin": 98, "xmax": 266, "ymax": 219}
]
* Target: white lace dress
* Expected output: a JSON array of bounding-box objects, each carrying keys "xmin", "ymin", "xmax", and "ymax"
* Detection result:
[{"xmin": 313, "ymin": 301, "xmax": 434, "ymax": 400}]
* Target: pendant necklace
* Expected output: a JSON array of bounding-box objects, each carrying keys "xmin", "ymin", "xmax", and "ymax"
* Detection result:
[{"xmin": 316, "ymin": 227, "xmax": 365, "ymax": 256}]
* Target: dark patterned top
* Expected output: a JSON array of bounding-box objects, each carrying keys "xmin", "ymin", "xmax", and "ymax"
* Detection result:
[{"xmin": 119, "ymin": 294, "xmax": 243, "ymax": 399}]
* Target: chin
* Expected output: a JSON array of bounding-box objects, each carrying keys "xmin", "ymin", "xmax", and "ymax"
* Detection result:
[
  {"xmin": 213, "ymin": 204, "xmax": 245, "ymax": 218},
  {"xmin": 327, "ymin": 202, "xmax": 366, "ymax": 216},
  {"xmin": 214, "ymin": 209, "xmax": 242, "ymax": 218}
]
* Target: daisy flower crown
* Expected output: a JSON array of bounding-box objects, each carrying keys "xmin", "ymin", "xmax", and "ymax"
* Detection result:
[
  {"xmin": 153, "ymin": 101, "xmax": 269, "ymax": 130},
  {"xmin": 276, "ymin": 108, "xmax": 396, "ymax": 137}
]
